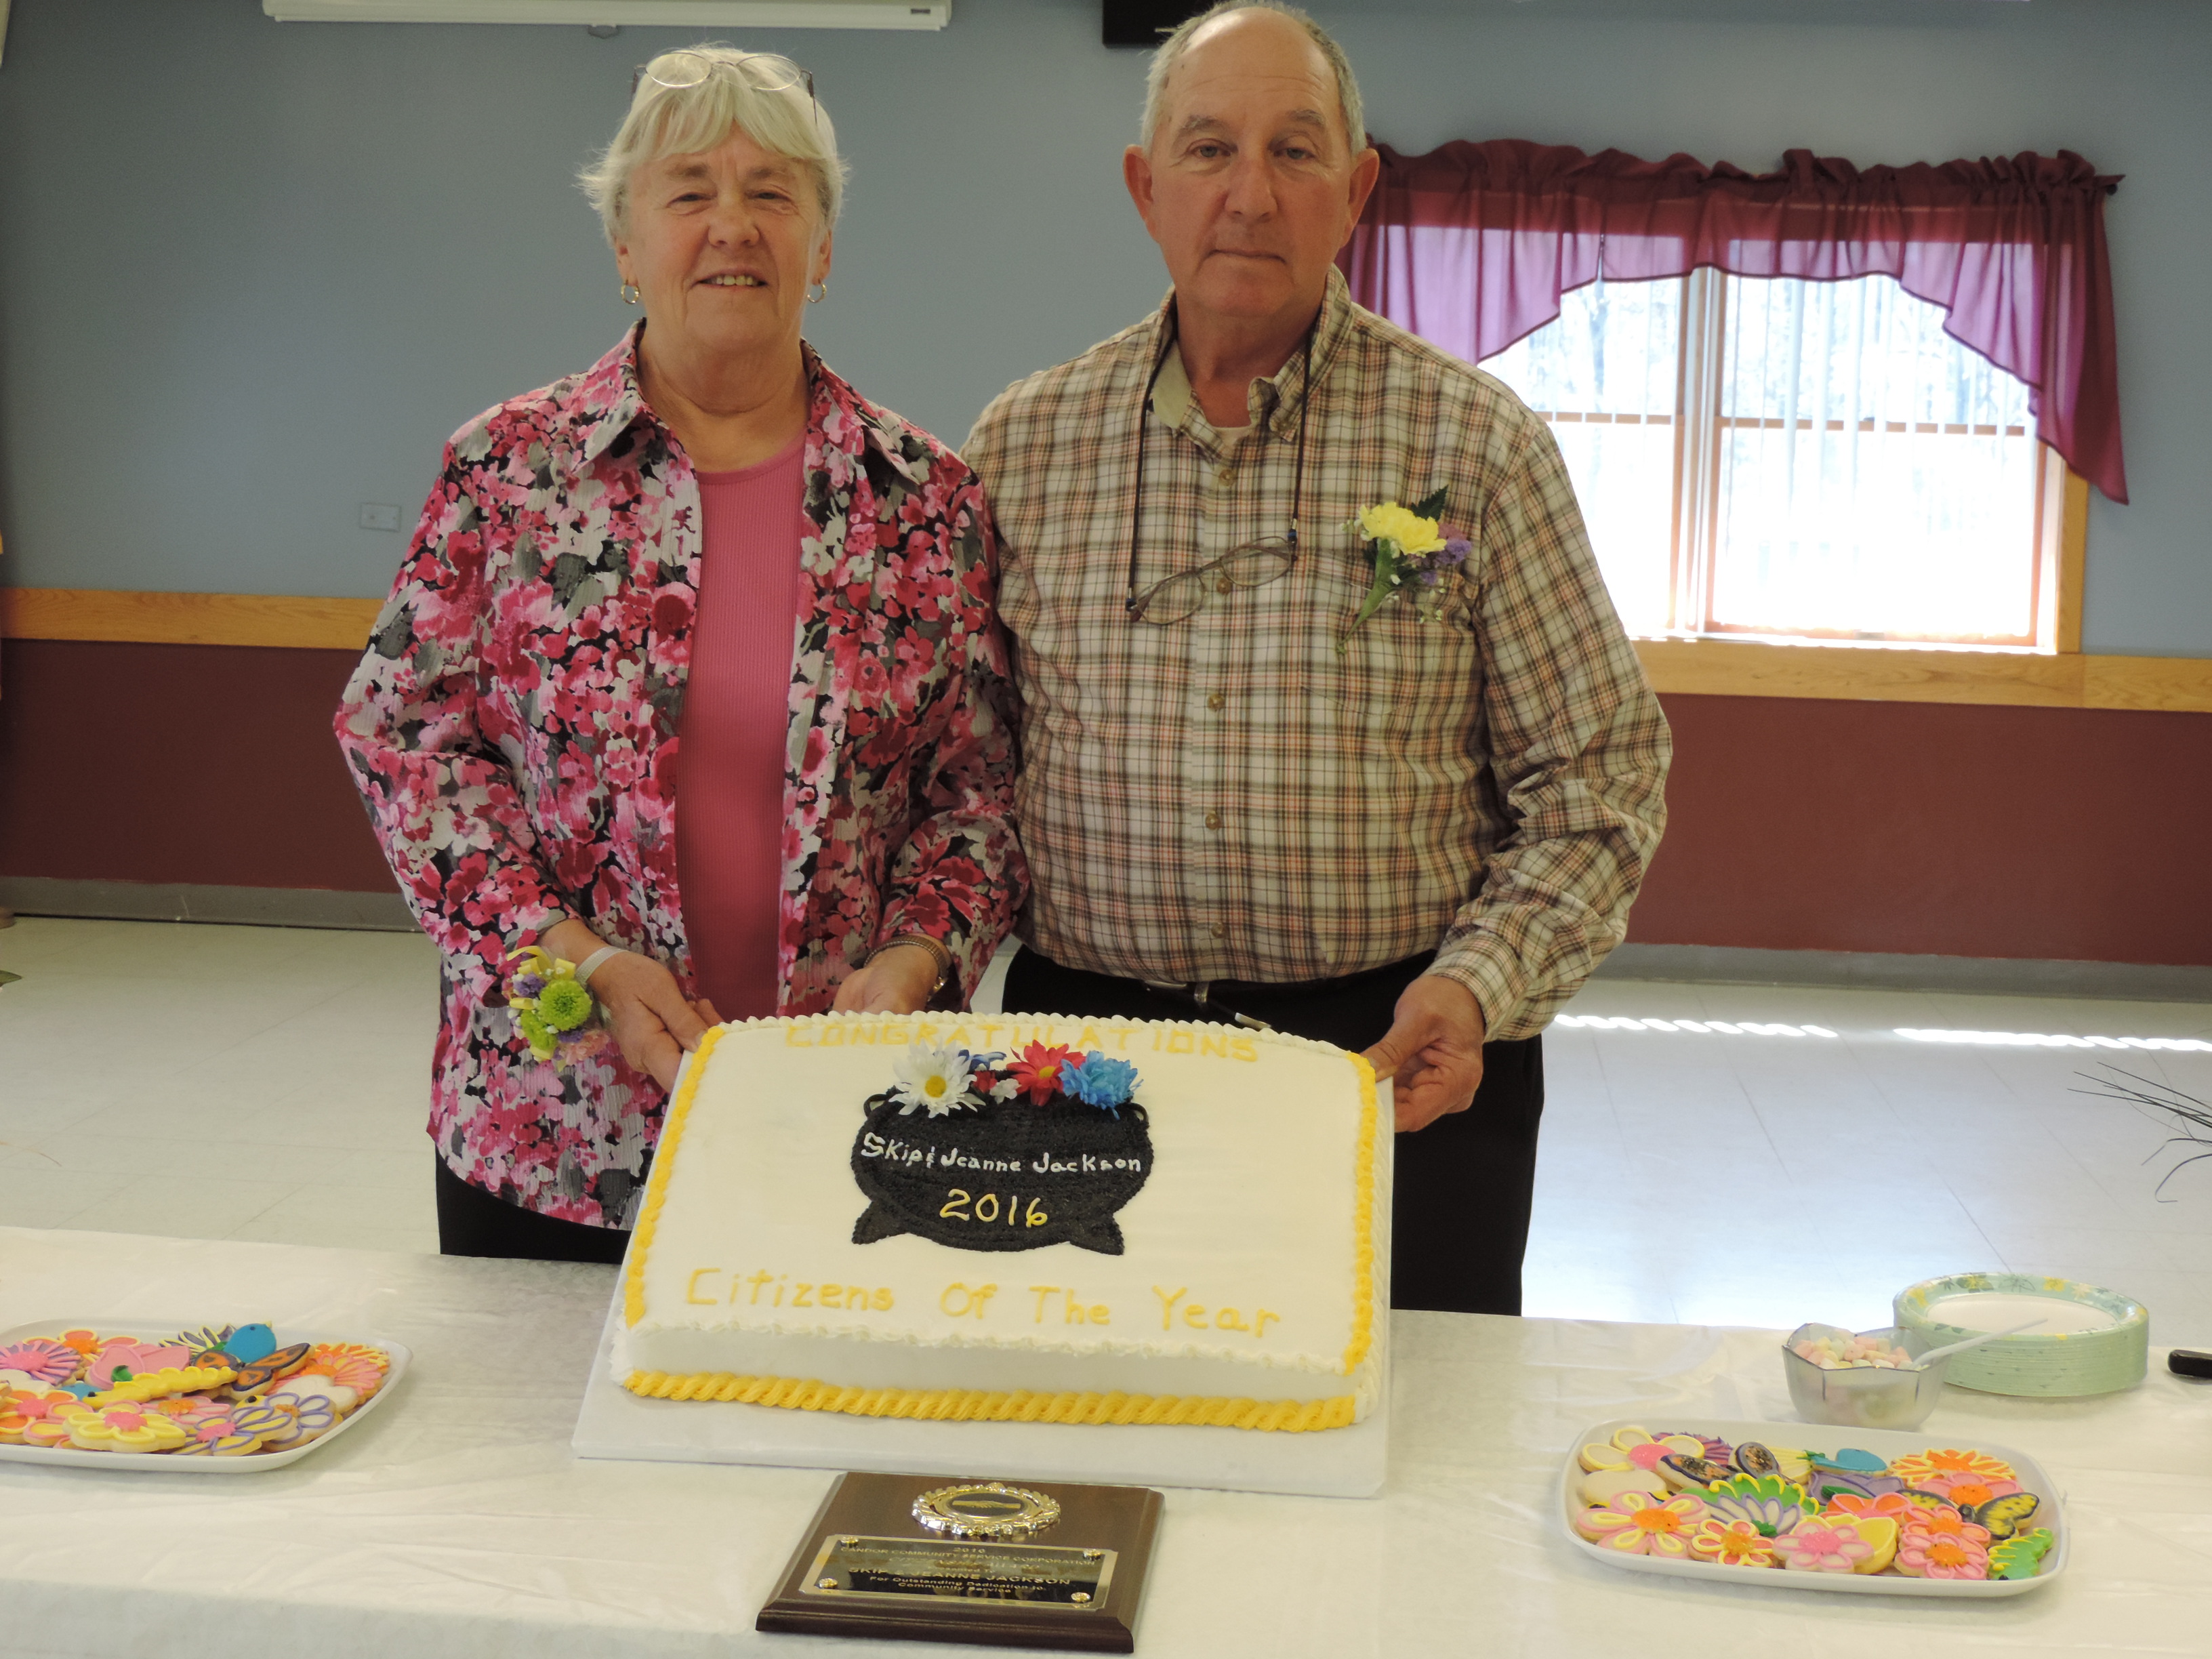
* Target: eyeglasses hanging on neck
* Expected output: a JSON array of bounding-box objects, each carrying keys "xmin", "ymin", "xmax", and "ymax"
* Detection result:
[{"xmin": 1124, "ymin": 315, "xmax": 1315, "ymax": 626}]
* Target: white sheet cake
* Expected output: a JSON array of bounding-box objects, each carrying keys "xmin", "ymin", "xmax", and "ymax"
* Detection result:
[{"xmin": 615, "ymin": 1012, "xmax": 1388, "ymax": 1431}]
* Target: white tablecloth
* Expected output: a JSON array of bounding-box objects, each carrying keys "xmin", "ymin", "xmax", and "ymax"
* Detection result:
[{"xmin": 3, "ymin": 1226, "xmax": 2207, "ymax": 1658}]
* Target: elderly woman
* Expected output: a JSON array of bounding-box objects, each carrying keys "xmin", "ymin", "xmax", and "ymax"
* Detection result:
[{"xmin": 336, "ymin": 47, "xmax": 1023, "ymax": 1264}]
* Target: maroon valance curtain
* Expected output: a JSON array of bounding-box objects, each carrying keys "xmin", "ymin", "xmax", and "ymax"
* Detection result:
[{"xmin": 1340, "ymin": 140, "xmax": 2127, "ymax": 501}]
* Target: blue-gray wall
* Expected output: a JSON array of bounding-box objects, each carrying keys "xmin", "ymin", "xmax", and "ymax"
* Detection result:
[{"xmin": 2, "ymin": 0, "xmax": 2207, "ymax": 654}]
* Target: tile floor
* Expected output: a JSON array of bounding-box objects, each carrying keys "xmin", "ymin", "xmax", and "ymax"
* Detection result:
[{"xmin": 4, "ymin": 917, "xmax": 2209, "ymax": 1344}]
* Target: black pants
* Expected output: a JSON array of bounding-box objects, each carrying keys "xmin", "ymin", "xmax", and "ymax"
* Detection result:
[
  {"xmin": 1002, "ymin": 949, "xmax": 1544, "ymax": 1317},
  {"xmin": 434, "ymin": 1155, "xmax": 631, "ymax": 1265}
]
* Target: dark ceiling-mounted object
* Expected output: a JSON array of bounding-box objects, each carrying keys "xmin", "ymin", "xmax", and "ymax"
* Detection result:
[{"xmin": 1103, "ymin": 1, "xmax": 1213, "ymax": 48}]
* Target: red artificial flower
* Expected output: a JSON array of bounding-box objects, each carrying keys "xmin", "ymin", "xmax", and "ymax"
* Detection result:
[{"xmin": 1006, "ymin": 1042, "xmax": 1079, "ymax": 1105}]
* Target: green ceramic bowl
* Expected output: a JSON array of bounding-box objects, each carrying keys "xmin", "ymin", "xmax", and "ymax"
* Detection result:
[{"xmin": 1894, "ymin": 1273, "xmax": 2148, "ymax": 1397}]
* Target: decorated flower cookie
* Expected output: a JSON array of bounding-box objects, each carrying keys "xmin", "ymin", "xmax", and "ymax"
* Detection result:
[
  {"xmin": 1822, "ymin": 1491, "xmax": 1915, "ymax": 1524},
  {"xmin": 21, "ymin": 1414, "xmax": 79, "ymax": 1448},
  {"xmin": 1690, "ymin": 1435, "xmax": 1734, "ymax": 1467},
  {"xmin": 261, "ymin": 1395, "xmax": 338, "ymax": 1450},
  {"xmin": 1837, "ymin": 1516, "xmax": 1899, "ymax": 1574},
  {"xmin": 1900, "ymin": 1503, "xmax": 1992, "ymax": 1549},
  {"xmin": 1888, "ymin": 1447, "xmax": 2015, "ymax": 1486},
  {"xmin": 0, "ymin": 1388, "xmax": 81, "ymax": 1445},
  {"xmin": 1574, "ymin": 1490, "xmax": 1711, "ymax": 1557},
  {"xmin": 1896, "ymin": 1530, "xmax": 1990, "ymax": 1580},
  {"xmin": 1578, "ymin": 1425, "xmax": 1704, "ymax": 1475},
  {"xmin": 146, "ymin": 1393, "xmax": 228, "ymax": 1422},
  {"xmin": 1689, "ymin": 1519, "xmax": 1780, "ymax": 1568},
  {"xmin": 267, "ymin": 1373, "xmax": 360, "ymax": 1416},
  {"xmin": 1804, "ymin": 1468, "xmax": 1906, "ymax": 1507},
  {"xmin": 1771, "ymin": 1521, "xmax": 1876, "ymax": 1573},
  {"xmin": 1989, "ymin": 1528, "xmax": 2054, "ymax": 1580},
  {"xmin": 61, "ymin": 1404, "xmax": 192, "ymax": 1454},
  {"xmin": 303, "ymin": 1343, "xmax": 390, "ymax": 1397},
  {"xmin": 1925, "ymin": 1474, "xmax": 2022, "ymax": 1511},
  {"xmin": 0, "ymin": 1340, "xmax": 81, "ymax": 1388},
  {"xmin": 174, "ymin": 1401, "xmax": 297, "ymax": 1457},
  {"xmin": 1579, "ymin": 1467, "xmax": 1670, "ymax": 1507},
  {"xmin": 85, "ymin": 1343, "xmax": 193, "ymax": 1391},
  {"xmin": 1702, "ymin": 1475, "xmax": 1816, "ymax": 1538},
  {"xmin": 1896, "ymin": 1486, "xmax": 1961, "ymax": 1513}
]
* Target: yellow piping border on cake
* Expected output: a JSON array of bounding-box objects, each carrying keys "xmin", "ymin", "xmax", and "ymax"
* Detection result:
[
  {"xmin": 621, "ymin": 1370, "xmax": 1357, "ymax": 1432},
  {"xmin": 624, "ymin": 1021, "xmax": 726, "ymax": 1329},
  {"xmin": 1340, "ymin": 1050, "xmax": 1379, "ymax": 1378},
  {"xmin": 622, "ymin": 1017, "xmax": 1380, "ymax": 1429}
]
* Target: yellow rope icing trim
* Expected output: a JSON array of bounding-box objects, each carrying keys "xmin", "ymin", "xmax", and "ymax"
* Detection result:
[
  {"xmin": 623, "ymin": 1371, "xmax": 1357, "ymax": 1432},
  {"xmin": 624, "ymin": 1021, "xmax": 729, "ymax": 1329},
  {"xmin": 1340, "ymin": 1050, "xmax": 1378, "ymax": 1376}
]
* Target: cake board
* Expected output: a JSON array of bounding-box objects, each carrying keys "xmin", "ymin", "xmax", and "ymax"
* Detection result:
[{"xmin": 571, "ymin": 1294, "xmax": 1391, "ymax": 1498}]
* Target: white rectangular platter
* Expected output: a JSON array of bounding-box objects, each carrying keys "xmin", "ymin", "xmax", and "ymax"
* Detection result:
[
  {"xmin": 1559, "ymin": 1416, "xmax": 2066, "ymax": 1597},
  {"xmin": 0, "ymin": 1317, "xmax": 410, "ymax": 1475},
  {"xmin": 572, "ymin": 1294, "xmax": 1389, "ymax": 1498}
]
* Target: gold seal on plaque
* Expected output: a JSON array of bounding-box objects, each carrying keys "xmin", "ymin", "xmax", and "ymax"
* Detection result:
[{"xmin": 911, "ymin": 1481, "xmax": 1063, "ymax": 1540}]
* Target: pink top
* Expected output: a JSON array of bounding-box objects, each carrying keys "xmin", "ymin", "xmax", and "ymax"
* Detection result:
[{"xmin": 678, "ymin": 435, "xmax": 807, "ymax": 1021}]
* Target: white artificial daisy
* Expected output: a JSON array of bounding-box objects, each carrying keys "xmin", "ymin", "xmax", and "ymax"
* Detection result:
[{"xmin": 890, "ymin": 1042, "xmax": 976, "ymax": 1118}]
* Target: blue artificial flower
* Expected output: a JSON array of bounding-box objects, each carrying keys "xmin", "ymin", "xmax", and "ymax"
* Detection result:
[{"xmin": 1061, "ymin": 1053, "xmax": 1141, "ymax": 1112}]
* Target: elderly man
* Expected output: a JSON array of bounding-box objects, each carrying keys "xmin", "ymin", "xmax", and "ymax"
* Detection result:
[{"xmin": 964, "ymin": 1, "xmax": 1668, "ymax": 1315}]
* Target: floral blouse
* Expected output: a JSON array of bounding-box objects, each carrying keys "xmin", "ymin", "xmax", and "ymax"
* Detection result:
[{"xmin": 335, "ymin": 327, "xmax": 1025, "ymax": 1227}]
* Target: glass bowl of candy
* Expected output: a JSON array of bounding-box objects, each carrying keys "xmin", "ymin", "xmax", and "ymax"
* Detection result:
[{"xmin": 1784, "ymin": 1323, "xmax": 1950, "ymax": 1431}]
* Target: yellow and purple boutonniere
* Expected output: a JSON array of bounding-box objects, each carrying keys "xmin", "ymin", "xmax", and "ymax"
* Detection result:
[
  {"xmin": 507, "ymin": 945, "xmax": 610, "ymax": 1069},
  {"xmin": 1338, "ymin": 488, "xmax": 1471, "ymax": 651}
]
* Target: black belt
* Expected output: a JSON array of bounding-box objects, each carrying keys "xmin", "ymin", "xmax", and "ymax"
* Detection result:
[{"xmin": 1137, "ymin": 954, "xmax": 1435, "ymax": 1033}]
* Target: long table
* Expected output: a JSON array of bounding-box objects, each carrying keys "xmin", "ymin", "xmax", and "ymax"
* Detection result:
[{"xmin": 4, "ymin": 1226, "xmax": 2207, "ymax": 1657}]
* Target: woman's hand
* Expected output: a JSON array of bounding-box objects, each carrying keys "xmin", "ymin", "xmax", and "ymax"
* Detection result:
[
  {"xmin": 541, "ymin": 922, "xmax": 718, "ymax": 1091},
  {"xmin": 832, "ymin": 942, "xmax": 943, "ymax": 1015}
]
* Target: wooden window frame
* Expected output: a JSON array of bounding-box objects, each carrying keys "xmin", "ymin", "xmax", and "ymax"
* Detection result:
[{"xmin": 1525, "ymin": 270, "xmax": 2095, "ymax": 667}]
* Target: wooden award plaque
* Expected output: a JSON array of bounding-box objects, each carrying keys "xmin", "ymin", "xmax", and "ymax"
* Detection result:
[{"xmin": 757, "ymin": 1471, "xmax": 1164, "ymax": 1652}]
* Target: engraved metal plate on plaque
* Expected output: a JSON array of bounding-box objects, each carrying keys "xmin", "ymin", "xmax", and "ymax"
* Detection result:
[{"xmin": 801, "ymin": 1534, "xmax": 1114, "ymax": 1607}]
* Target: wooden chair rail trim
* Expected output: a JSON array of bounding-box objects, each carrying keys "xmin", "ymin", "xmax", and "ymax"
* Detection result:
[
  {"xmin": 3, "ymin": 586, "xmax": 2208, "ymax": 712},
  {"xmin": 1, "ymin": 588, "xmax": 384, "ymax": 652}
]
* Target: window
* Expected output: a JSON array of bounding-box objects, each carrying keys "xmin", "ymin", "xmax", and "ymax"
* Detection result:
[{"xmin": 1478, "ymin": 272, "xmax": 2070, "ymax": 649}]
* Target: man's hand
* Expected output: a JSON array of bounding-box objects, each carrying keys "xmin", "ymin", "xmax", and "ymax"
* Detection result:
[
  {"xmin": 833, "ymin": 942, "xmax": 942, "ymax": 1015},
  {"xmin": 1362, "ymin": 974, "xmax": 1487, "ymax": 1133},
  {"xmin": 541, "ymin": 920, "xmax": 716, "ymax": 1092}
]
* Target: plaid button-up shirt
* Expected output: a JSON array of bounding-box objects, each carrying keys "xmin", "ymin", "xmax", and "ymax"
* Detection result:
[{"xmin": 964, "ymin": 268, "xmax": 1668, "ymax": 1040}]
